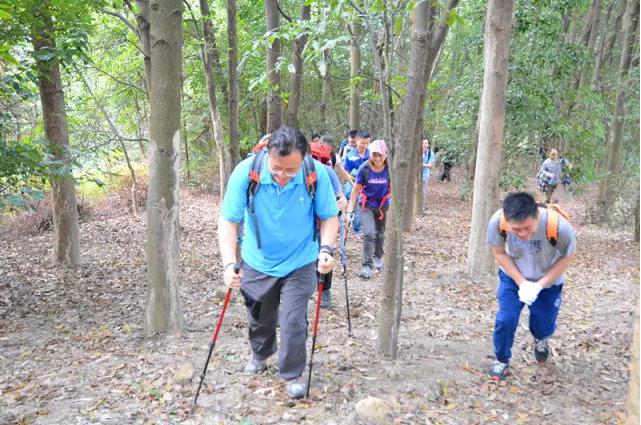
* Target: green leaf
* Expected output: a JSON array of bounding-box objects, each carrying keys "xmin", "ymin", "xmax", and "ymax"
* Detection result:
[
  {"xmin": 287, "ymin": 63, "xmax": 295, "ymax": 74},
  {"xmin": 318, "ymin": 57, "xmax": 326, "ymax": 77},
  {"xmin": 394, "ymin": 17, "xmax": 403, "ymax": 36}
]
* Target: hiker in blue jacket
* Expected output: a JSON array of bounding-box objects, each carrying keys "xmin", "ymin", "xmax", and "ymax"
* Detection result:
[{"xmin": 218, "ymin": 126, "xmax": 338, "ymax": 398}]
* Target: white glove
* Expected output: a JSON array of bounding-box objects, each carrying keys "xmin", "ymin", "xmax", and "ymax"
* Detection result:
[
  {"xmin": 518, "ymin": 281, "xmax": 543, "ymax": 306},
  {"xmin": 347, "ymin": 211, "xmax": 355, "ymax": 225}
]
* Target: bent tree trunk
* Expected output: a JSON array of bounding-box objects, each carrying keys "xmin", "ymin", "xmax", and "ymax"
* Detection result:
[
  {"xmin": 146, "ymin": 0, "xmax": 183, "ymax": 334},
  {"xmin": 467, "ymin": 0, "xmax": 514, "ymax": 280},
  {"xmin": 33, "ymin": 8, "xmax": 80, "ymax": 266},
  {"xmin": 286, "ymin": 2, "xmax": 311, "ymax": 128}
]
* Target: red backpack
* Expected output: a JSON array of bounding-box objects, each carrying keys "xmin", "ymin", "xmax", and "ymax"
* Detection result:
[{"xmin": 499, "ymin": 203, "xmax": 570, "ymax": 247}]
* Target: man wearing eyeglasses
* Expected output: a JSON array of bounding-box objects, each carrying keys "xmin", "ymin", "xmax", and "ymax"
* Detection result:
[{"xmin": 218, "ymin": 126, "xmax": 339, "ymax": 399}]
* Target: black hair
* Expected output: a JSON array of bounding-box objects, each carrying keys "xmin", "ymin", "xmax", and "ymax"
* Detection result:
[
  {"xmin": 268, "ymin": 126, "xmax": 308, "ymax": 157},
  {"xmin": 502, "ymin": 192, "xmax": 539, "ymax": 222},
  {"xmin": 348, "ymin": 130, "xmax": 358, "ymax": 138},
  {"xmin": 357, "ymin": 130, "xmax": 371, "ymax": 139},
  {"xmin": 311, "ymin": 133, "xmax": 321, "ymax": 140}
]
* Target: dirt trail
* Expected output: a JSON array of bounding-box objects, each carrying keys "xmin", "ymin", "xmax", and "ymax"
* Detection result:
[{"xmin": 1, "ymin": 177, "xmax": 638, "ymax": 425}]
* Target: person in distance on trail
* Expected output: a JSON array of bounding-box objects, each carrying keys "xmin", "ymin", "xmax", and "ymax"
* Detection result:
[
  {"xmin": 343, "ymin": 130, "xmax": 372, "ymax": 237},
  {"xmin": 347, "ymin": 140, "xmax": 392, "ymax": 279},
  {"xmin": 538, "ymin": 149, "xmax": 572, "ymax": 203},
  {"xmin": 218, "ymin": 126, "xmax": 338, "ymax": 399},
  {"xmin": 319, "ymin": 134, "xmax": 353, "ymax": 188},
  {"xmin": 339, "ymin": 129, "xmax": 358, "ymax": 158},
  {"xmin": 421, "ymin": 138, "xmax": 435, "ymax": 205},
  {"xmin": 311, "ymin": 133, "xmax": 321, "ymax": 144},
  {"xmin": 486, "ymin": 192, "xmax": 576, "ymax": 382}
]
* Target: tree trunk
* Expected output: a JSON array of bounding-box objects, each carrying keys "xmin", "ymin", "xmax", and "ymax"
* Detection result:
[
  {"xmin": 146, "ymin": 0, "xmax": 183, "ymax": 334},
  {"xmin": 286, "ymin": 2, "xmax": 311, "ymax": 128},
  {"xmin": 627, "ymin": 304, "xmax": 640, "ymax": 425},
  {"xmin": 33, "ymin": 9, "xmax": 80, "ymax": 267},
  {"xmin": 597, "ymin": 0, "xmax": 639, "ymax": 215},
  {"xmin": 592, "ymin": 0, "xmax": 628, "ymax": 90},
  {"xmin": 349, "ymin": 14, "xmax": 361, "ymax": 130},
  {"xmin": 590, "ymin": 0, "xmax": 617, "ymax": 90},
  {"xmin": 183, "ymin": 114, "xmax": 190, "ymax": 183},
  {"xmin": 568, "ymin": 0, "xmax": 599, "ymax": 116},
  {"xmin": 264, "ymin": 0, "xmax": 282, "ymax": 133},
  {"xmin": 580, "ymin": 0, "xmax": 603, "ymax": 88},
  {"xmin": 200, "ymin": 0, "xmax": 229, "ymax": 197},
  {"xmin": 551, "ymin": 8, "xmax": 570, "ymax": 78},
  {"xmin": 402, "ymin": 0, "xmax": 459, "ymax": 231},
  {"xmin": 467, "ymin": 0, "xmax": 514, "ymax": 280},
  {"xmin": 227, "ymin": 0, "xmax": 241, "ymax": 169},
  {"xmin": 135, "ymin": 0, "xmax": 152, "ymax": 97}
]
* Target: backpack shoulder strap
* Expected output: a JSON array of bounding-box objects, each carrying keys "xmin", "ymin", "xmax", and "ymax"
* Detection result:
[
  {"xmin": 302, "ymin": 154, "xmax": 317, "ymax": 200},
  {"xmin": 499, "ymin": 211, "xmax": 508, "ymax": 240},
  {"xmin": 546, "ymin": 207, "xmax": 559, "ymax": 247},
  {"xmin": 362, "ymin": 163, "xmax": 371, "ymax": 186},
  {"xmin": 247, "ymin": 148, "xmax": 267, "ymax": 249}
]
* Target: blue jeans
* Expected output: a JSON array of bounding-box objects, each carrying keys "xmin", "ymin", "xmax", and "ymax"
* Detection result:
[
  {"xmin": 344, "ymin": 182, "xmax": 362, "ymax": 233},
  {"xmin": 493, "ymin": 270, "xmax": 563, "ymax": 362}
]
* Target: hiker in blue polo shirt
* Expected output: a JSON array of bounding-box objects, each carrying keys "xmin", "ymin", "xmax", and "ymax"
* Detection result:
[
  {"xmin": 343, "ymin": 130, "xmax": 371, "ymax": 236},
  {"xmin": 218, "ymin": 126, "xmax": 339, "ymax": 399}
]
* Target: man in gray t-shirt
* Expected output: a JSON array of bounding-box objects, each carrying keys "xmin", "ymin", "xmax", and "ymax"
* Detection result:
[{"xmin": 485, "ymin": 192, "xmax": 576, "ymax": 382}]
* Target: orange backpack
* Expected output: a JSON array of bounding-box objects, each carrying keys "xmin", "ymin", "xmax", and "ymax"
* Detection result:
[{"xmin": 499, "ymin": 203, "xmax": 570, "ymax": 247}]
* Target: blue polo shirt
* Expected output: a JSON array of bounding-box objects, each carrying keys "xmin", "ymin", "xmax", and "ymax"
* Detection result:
[
  {"xmin": 221, "ymin": 155, "xmax": 338, "ymax": 277},
  {"xmin": 343, "ymin": 148, "xmax": 370, "ymax": 176}
]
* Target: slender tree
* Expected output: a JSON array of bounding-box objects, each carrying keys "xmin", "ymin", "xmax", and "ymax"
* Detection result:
[
  {"xmin": 146, "ymin": 0, "xmax": 184, "ymax": 334},
  {"xmin": 349, "ymin": 12, "xmax": 361, "ymax": 130},
  {"xmin": 597, "ymin": 0, "xmax": 639, "ymax": 214},
  {"xmin": 286, "ymin": 1, "xmax": 311, "ymax": 128},
  {"xmin": 198, "ymin": 0, "xmax": 229, "ymax": 196},
  {"xmin": 32, "ymin": 4, "xmax": 80, "ymax": 266},
  {"xmin": 467, "ymin": 0, "xmax": 515, "ymax": 280},
  {"xmin": 264, "ymin": 0, "xmax": 282, "ymax": 133},
  {"xmin": 227, "ymin": 0, "xmax": 241, "ymax": 168}
]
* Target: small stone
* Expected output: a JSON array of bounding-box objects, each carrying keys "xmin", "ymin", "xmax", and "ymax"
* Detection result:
[
  {"xmin": 162, "ymin": 392, "xmax": 174, "ymax": 404},
  {"xmin": 171, "ymin": 363, "xmax": 194, "ymax": 385}
]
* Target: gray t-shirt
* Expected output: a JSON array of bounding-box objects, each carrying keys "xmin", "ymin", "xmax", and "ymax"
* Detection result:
[
  {"xmin": 486, "ymin": 208, "xmax": 576, "ymax": 286},
  {"xmin": 541, "ymin": 159, "xmax": 562, "ymax": 185}
]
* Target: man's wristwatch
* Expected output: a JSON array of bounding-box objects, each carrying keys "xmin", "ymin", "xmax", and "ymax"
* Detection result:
[{"xmin": 319, "ymin": 245, "xmax": 334, "ymax": 256}]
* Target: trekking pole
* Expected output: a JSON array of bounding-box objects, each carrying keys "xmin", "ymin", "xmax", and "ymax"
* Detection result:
[
  {"xmin": 193, "ymin": 264, "xmax": 241, "ymax": 406},
  {"xmin": 306, "ymin": 273, "xmax": 326, "ymax": 399},
  {"xmin": 339, "ymin": 214, "xmax": 353, "ymax": 337}
]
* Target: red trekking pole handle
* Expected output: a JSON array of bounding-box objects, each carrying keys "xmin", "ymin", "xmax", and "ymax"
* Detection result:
[
  {"xmin": 307, "ymin": 273, "xmax": 326, "ymax": 399},
  {"xmin": 194, "ymin": 264, "xmax": 241, "ymax": 406}
]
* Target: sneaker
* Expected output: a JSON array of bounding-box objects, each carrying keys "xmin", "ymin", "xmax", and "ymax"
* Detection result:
[
  {"xmin": 320, "ymin": 290, "xmax": 332, "ymax": 308},
  {"xmin": 374, "ymin": 257, "xmax": 384, "ymax": 271},
  {"xmin": 243, "ymin": 358, "xmax": 267, "ymax": 375},
  {"xmin": 285, "ymin": 379, "xmax": 307, "ymax": 399},
  {"xmin": 358, "ymin": 265, "xmax": 372, "ymax": 279},
  {"xmin": 353, "ymin": 232, "xmax": 363, "ymax": 241},
  {"xmin": 489, "ymin": 359, "xmax": 509, "ymax": 382},
  {"xmin": 534, "ymin": 338, "xmax": 549, "ymax": 364}
]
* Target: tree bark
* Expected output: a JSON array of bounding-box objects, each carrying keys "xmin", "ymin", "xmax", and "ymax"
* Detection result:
[
  {"xmin": 33, "ymin": 8, "xmax": 80, "ymax": 267},
  {"xmin": 135, "ymin": 0, "xmax": 152, "ymax": 96},
  {"xmin": 183, "ymin": 113, "xmax": 190, "ymax": 183},
  {"xmin": 467, "ymin": 0, "xmax": 514, "ymax": 280},
  {"xmin": 597, "ymin": 0, "xmax": 640, "ymax": 215},
  {"xmin": 286, "ymin": 1, "xmax": 311, "ymax": 128},
  {"xmin": 199, "ymin": 0, "xmax": 229, "ymax": 197},
  {"xmin": 403, "ymin": 0, "xmax": 459, "ymax": 230},
  {"xmin": 349, "ymin": 14, "xmax": 361, "ymax": 130},
  {"xmin": 146, "ymin": 0, "xmax": 184, "ymax": 334},
  {"xmin": 227, "ymin": 0, "xmax": 241, "ymax": 168},
  {"xmin": 265, "ymin": 0, "xmax": 282, "ymax": 133}
]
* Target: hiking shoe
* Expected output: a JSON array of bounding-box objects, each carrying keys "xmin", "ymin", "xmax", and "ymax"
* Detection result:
[
  {"xmin": 243, "ymin": 358, "xmax": 267, "ymax": 375},
  {"xmin": 320, "ymin": 290, "xmax": 332, "ymax": 308},
  {"xmin": 358, "ymin": 265, "xmax": 373, "ymax": 279},
  {"xmin": 285, "ymin": 379, "xmax": 307, "ymax": 399},
  {"xmin": 489, "ymin": 359, "xmax": 509, "ymax": 382},
  {"xmin": 374, "ymin": 257, "xmax": 384, "ymax": 271},
  {"xmin": 534, "ymin": 338, "xmax": 550, "ymax": 364}
]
